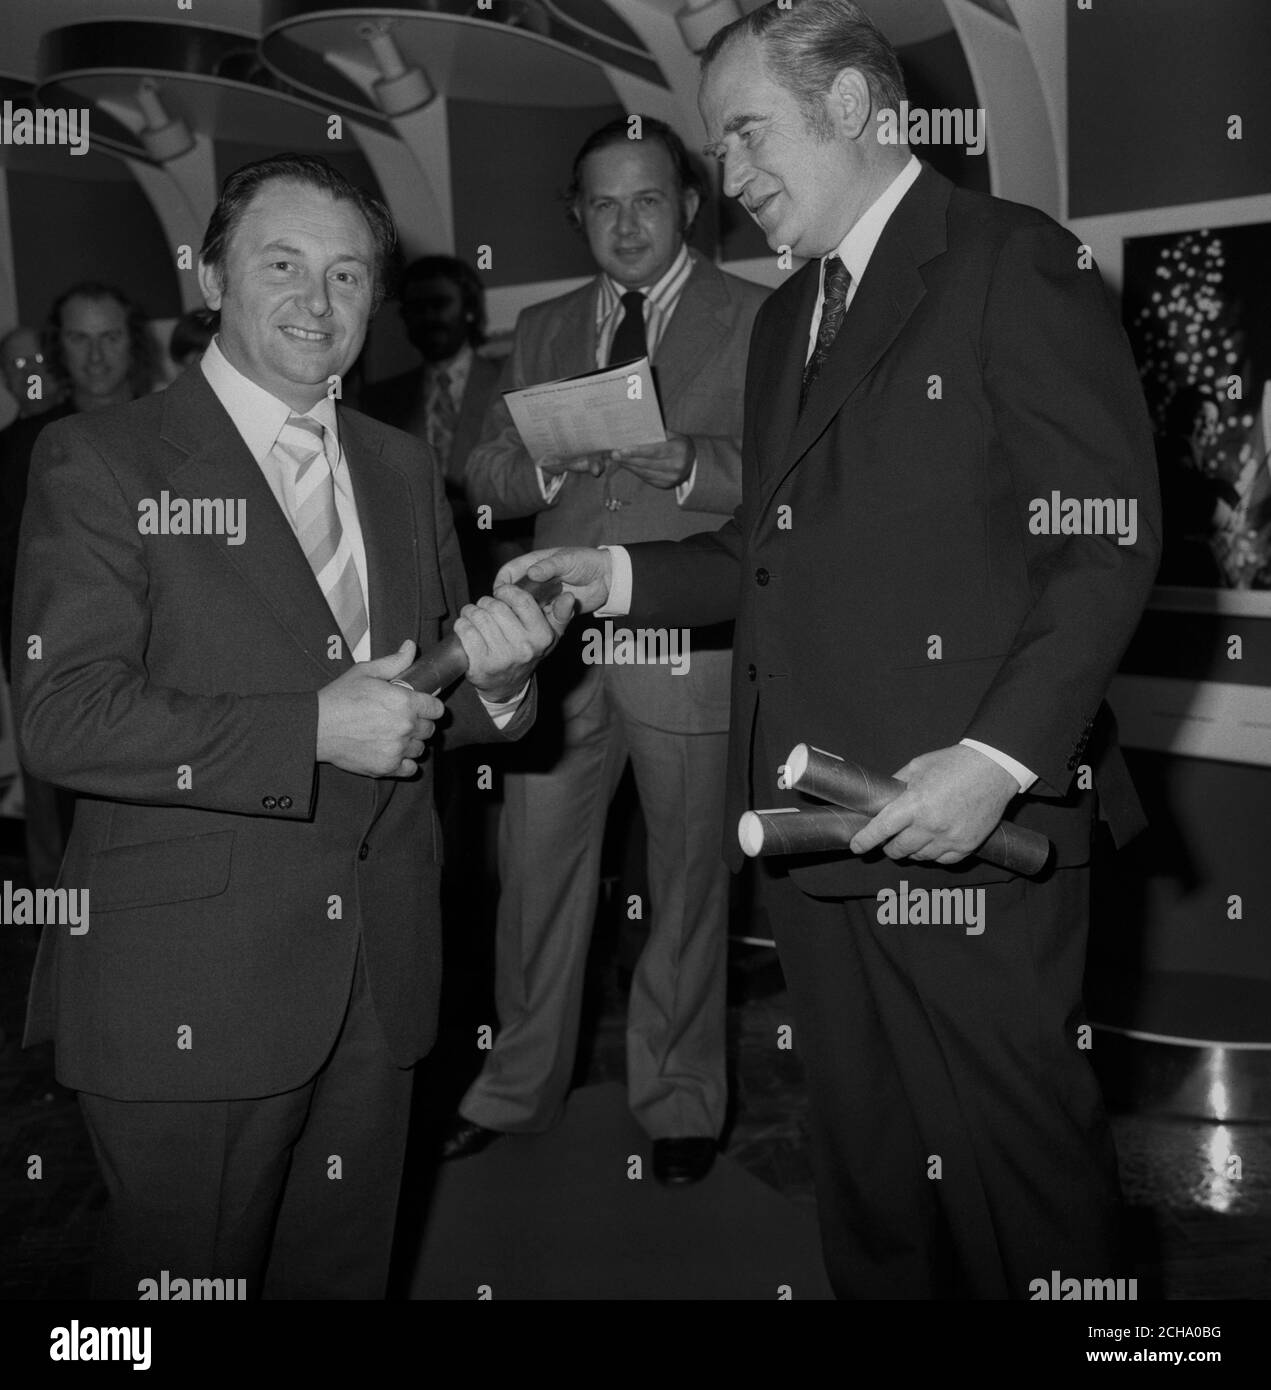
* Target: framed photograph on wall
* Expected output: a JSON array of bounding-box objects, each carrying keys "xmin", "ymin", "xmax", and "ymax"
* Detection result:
[{"xmin": 1121, "ymin": 220, "xmax": 1271, "ymax": 614}]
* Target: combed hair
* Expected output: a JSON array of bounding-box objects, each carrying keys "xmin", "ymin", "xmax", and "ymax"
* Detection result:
[
  {"xmin": 565, "ymin": 114, "xmax": 707, "ymax": 237},
  {"xmin": 701, "ymin": 0, "xmax": 907, "ymax": 138},
  {"xmin": 199, "ymin": 153, "xmax": 397, "ymax": 313}
]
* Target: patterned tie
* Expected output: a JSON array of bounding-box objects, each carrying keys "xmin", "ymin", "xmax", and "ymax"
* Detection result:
[
  {"xmin": 800, "ymin": 255, "xmax": 852, "ymax": 413},
  {"xmin": 608, "ymin": 290, "xmax": 648, "ymax": 366},
  {"xmin": 428, "ymin": 366, "xmax": 458, "ymax": 469},
  {"xmin": 274, "ymin": 414, "xmax": 369, "ymax": 658}
]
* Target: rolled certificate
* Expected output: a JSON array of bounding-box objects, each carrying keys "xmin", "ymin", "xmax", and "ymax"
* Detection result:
[
  {"xmin": 391, "ymin": 575, "xmax": 564, "ymax": 695},
  {"xmin": 738, "ymin": 806, "xmax": 870, "ymax": 858},
  {"xmin": 784, "ymin": 743, "xmax": 1052, "ymax": 878}
]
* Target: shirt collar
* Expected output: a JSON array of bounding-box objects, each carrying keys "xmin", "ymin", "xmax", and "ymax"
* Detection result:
[
  {"xmin": 828, "ymin": 154, "xmax": 922, "ymax": 288},
  {"xmin": 201, "ymin": 336, "xmax": 341, "ymax": 466},
  {"xmin": 597, "ymin": 241, "xmax": 692, "ymax": 323}
]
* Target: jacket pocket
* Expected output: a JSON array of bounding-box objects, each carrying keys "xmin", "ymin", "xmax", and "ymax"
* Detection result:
[{"xmin": 88, "ymin": 830, "xmax": 235, "ymax": 912}]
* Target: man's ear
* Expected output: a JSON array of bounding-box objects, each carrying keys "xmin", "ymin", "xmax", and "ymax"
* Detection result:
[
  {"xmin": 681, "ymin": 187, "xmax": 701, "ymax": 235},
  {"xmin": 197, "ymin": 258, "xmax": 224, "ymax": 312},
  {"xmin": 829, "ymin": 66, "xmax": 873, "ymax": 141}
]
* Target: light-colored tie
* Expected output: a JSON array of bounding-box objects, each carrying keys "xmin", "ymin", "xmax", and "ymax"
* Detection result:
[{"xmin": 274, "ymin": 414, "xmax": 369, "ymax": 658}]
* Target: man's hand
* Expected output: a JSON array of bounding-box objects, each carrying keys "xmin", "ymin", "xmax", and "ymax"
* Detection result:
[
  {"xmin": 495, "ymin": 547, "xmax": 614, "ymax": 615},
  {"xmin": 317, "ymin": 640, "xmax": 442, "ymax": 778},
  {"xmin": 540, "ymin": 453, "xmax": 606, "ymax": 477},
  {"xmin": 457, "ymin": 581, "xmax": 574, "ymax": 704},
  {"xmin": 609, "ymin": 431, "xmax": 695, "ymax": 489},
  {"xmin": 849, "ymin": 744, "xmax": 1020, "ymax": 865}
]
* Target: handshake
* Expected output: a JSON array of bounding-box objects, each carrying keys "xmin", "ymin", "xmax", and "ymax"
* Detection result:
[{"xmin": 315, "ymin": 573, "xmax": 581, "ymax": 778}]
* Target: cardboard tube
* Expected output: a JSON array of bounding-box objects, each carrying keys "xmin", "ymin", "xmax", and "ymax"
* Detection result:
[
  {"xmin": 738, "ymin": 806, "xmax": 870, "ymax": 858},
  {"xmin": 784, "ymin": 743, "xmax": 1052, "ymax": 877}
]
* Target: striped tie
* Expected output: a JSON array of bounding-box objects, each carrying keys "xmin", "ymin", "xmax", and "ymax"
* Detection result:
[{"xmin": 274, "ymin": 414, "xmax": 369, "ymax": 658}]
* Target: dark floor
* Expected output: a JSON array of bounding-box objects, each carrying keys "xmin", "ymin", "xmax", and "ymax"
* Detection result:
[{"xmin": 2, "ymin": 806, "xmax": 1269, "ymax": 1301}]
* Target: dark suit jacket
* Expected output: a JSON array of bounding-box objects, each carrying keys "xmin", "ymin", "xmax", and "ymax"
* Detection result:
[
  {"xmin": 630, "ymin": 164, "xmax": 1162, "ymax": 896},
  {"xmin": 466, "ymin": 252, "xmax": 768, "ymax": 734},
  {"xmin": 14, "ymin": 366, "xmax": 532, "ymax": 1101},
  {"xmin": 362, "ymin": 352, "xmax": 525, "ymax": 590},
  {"xmin": 362, "ymin": 351, "xmax": 502, "ymax": 495}
]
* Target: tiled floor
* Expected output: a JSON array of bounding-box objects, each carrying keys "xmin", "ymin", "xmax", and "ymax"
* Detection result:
[{"xmin": 2, "ymin": 815, "xmax": 1268, "ymax": 1300}]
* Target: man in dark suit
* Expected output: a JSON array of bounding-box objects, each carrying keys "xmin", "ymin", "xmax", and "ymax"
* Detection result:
[
  {"xmin": 444, "ymin": 117, "xmax": 767, "ymax": 1185},
  {"xmin": 497, "ymin": 0, "xmax": 1161, "ymax": 1297},
  {"xmin": 12, "ymin": 154, "xmax": 567, "ymax": 1299}
]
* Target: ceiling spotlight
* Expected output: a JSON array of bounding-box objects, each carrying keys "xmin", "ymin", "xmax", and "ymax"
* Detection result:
[
  {"xmin": 358, "ymin": 19, "xmax": 435, "ymax": 115},
  {"xmin": 135, "ymin": 78, "xmax": 194, "ymax": 161}
]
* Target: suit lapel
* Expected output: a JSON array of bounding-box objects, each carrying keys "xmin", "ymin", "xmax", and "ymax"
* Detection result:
[
  {"xmin": 160, "ymin": 370, "xmax": 348, "ymax": 681},
  {"xmin": 652, "ymin": 254, "xmax": 735, "ymax": 410},
  {"xmin": 545, "ymin": 282, "xmax": 600, "ymax": 378},
  {"xmin": 759, "ymin": 165, "xmax": 952, "ymax": 516},
  {"xmin": 341, "ymin": 410, "xmax": 421, "ymax": 661}
]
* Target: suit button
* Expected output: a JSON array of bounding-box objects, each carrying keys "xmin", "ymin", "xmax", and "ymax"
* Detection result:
[
  {"xmin": 262, "ymin": 796, "xmax": 277, "ymax": 810},
  {"xmin": 755, "ymin": 567, "xmax": 770, "ymax": 586},
  {"xmin": 279, "ymin": 795, "xmax": 293, "ymax": 809},
  {"xmin": 358, "ymin": 843, "xmax": 370, "ymax": 860},
  {"xmin": 746, "ymin": 663, "xmax": 757, "ymax": 682}
]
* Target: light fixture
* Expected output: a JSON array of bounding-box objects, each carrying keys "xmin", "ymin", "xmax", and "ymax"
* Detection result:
[
  {"xmin": 359, "ymin": 20, "xmax": 434, "ymax": 116},
  {"xmin": 135, "ymin": 78, "xmax": 195, "ymax": 160}
]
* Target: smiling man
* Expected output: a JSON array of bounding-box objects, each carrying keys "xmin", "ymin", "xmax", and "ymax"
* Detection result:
[
  {"xmin": 498, "ymin": 0, "xmax": 1161, "ymax": 1298},
  {"xmin": 454, "ymin": 117, "xmax": 767, "ymax": 1184},
  {"xmin": 13, "ymin": 153, "xmax": 568, "ymax": 1298}
]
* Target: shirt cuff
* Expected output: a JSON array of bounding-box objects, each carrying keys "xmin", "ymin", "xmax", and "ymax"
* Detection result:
[
  {"xmin": 960, "ymin": 738, "xmax": 1036, "ymax": 793},
  {"xmin": 478, "ymin": 682, "xmax": 530, "ymax": 728},
  {"xmin": 596, "ymin": 544, "xmax": 632, "ymax": 617},
  {"xmin": 675, "ymin": 459, "xmax": 698, "ymax": 506},
  {"xmin": 536, "ymin": 466, "xmax": 566, "ymax": 505}
]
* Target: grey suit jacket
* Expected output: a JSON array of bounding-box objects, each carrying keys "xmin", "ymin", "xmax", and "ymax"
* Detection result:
[
  {"xmin": 13, "ymin": 366, "xmax": 533, "ymax": 1101},
  {"xmin": 466, "ymin": 252, "xmax": 767, "ymax": 733}
]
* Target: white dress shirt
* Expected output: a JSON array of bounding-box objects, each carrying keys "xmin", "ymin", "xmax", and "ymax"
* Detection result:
[
  {"xmin": 202, "ymin": 337, "xmax": 523, "ymax": 724},
  {"xmin": 603, "ymin": 159, "xmax": 1035, "ymax": 792}
]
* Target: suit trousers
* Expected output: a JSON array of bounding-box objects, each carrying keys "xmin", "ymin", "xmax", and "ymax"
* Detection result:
[
  {"xmin": 460, "ymin": 672, "xmax": 730, "ymax": 1138},
  {"xmin": 77, "ymin": 943, "xmax": 415, "ymax": 1300},
  {"xmin": 761, "ymin": 861, "xmax": 1126, "ymax": 1299}
]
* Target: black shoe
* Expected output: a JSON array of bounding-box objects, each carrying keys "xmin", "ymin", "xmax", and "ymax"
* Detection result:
[
  {"xmin": 441, "ymin": 1116, "xmax": 503, "ymax": 1161},
  {"xmin": 652, "ymin": 1137, "xmax": 716, "ymax": 1186}
]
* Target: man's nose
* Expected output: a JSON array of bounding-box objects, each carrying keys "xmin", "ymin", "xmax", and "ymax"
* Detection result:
[
  {"xmin": 615, "ymin": 200, "xmax": 640, "ymax": 236},
  {"xmin": 722, "ymin": 149, "xmax": 752, "ymax": 202},
  {"xmin": 299, "ymin": 273, "xmax": 332, "ymax": 315}
]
